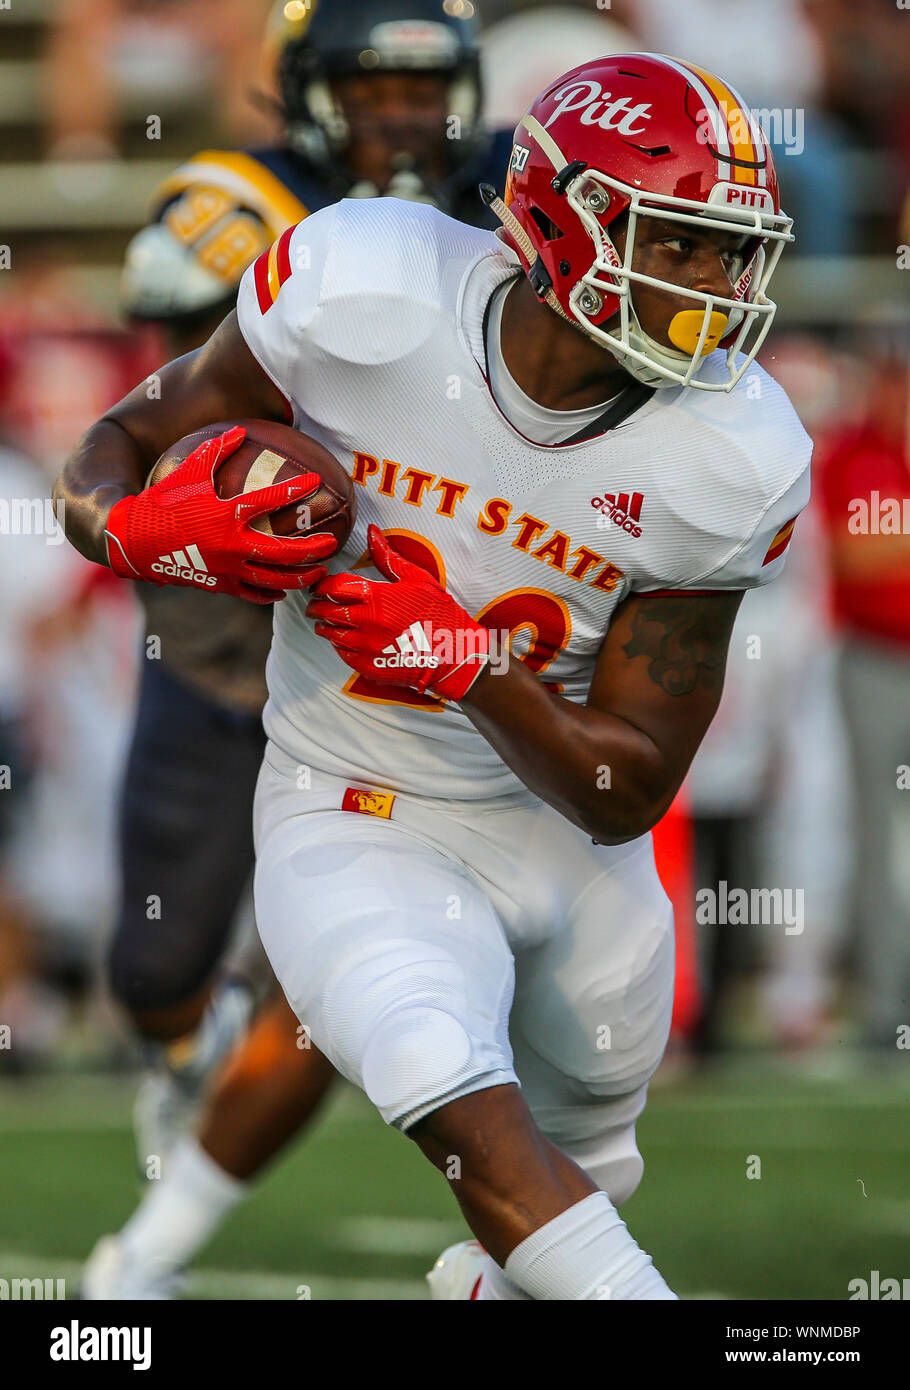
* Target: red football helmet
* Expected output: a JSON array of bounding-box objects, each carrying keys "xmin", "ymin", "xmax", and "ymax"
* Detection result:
[{"xmin": 487, "ymin": 52, "xmax": 793, "ymax": 392}]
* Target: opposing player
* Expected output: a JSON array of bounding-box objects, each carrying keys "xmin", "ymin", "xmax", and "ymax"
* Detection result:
[
  {"xmin": 59, "ymin": 53, "xmax": 810, "ymax": 1299},
  {"xmin": 83, "ymin": 0, "xmax": 513, "ymax": 1299}
]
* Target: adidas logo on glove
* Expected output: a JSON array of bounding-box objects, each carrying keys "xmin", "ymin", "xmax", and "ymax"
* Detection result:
[
  {"xmin": 151, "ymin": 545, "xmax": 217, "ymax": 587},
  {"xmin": 375, "ymin": 621, "xmax": 441, "ymax": 670}
]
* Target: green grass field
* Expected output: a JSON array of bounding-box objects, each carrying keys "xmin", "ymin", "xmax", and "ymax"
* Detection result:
[{"xmin": 1, "ymin": 1059, "xmax": 908, "ymax": 1300}]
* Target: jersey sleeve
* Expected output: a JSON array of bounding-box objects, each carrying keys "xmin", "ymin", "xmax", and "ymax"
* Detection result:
[
  {"xmin": 690, "ymin": 453, "xmax": 812, "ymax": 590},
  {"xmin": 633, "ymin": 375, "xmax": 814, "ymax": 596},
  {"xmin": 235, "ymin": 203, "xmax": 340, "ymax": 417}
]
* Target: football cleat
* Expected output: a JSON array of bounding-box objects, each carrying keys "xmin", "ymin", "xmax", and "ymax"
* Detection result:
[
  {"xmin": 427, "ymin": 1239, "xmax": 486, "ymax": 1301},
  {"xmin": 80, "ymin": 1235, "xmax": 183, "ymax": 1301}
]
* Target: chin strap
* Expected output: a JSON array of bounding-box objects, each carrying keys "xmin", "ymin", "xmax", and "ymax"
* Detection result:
[
  {"xmin": 559, "ymin": 378, "xmax": 656, "ymax": 446},
  {"xmin": 480, "ymin": 183, "xmax": 667, "ymax": 390},
  {"xmin": 480, "ymin": 185, "xmax": 576, "ymax": 327}
]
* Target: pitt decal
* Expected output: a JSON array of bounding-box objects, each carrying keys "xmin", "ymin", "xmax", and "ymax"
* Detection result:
[
  {"xmin": 543, "ymin": 80, "xmax": 652, "ymax": 135},
  {"xmin": 342, "ymin": 788, "xmax": 396, "ymax": 818}
]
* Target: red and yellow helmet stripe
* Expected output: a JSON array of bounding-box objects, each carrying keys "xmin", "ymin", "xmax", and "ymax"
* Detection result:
[{"xmin": 649, "ymin": 53, "xmax": 769, "ymax": 188}]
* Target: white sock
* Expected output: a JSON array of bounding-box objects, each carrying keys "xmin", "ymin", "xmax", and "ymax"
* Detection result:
[
  {"xmin": 504, "ymin": 1191, "xmax": 677, "ymax": 1300},
  {"xmin": 119, "ymin": 1137, "xmax": 247, "ymax": 1275},
  {"xmin": 477, "ymin": 1255, "xmax": 531, "ymax": 1300}
]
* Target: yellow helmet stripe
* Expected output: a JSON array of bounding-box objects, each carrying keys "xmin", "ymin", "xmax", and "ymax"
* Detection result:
[{"xmin": 684, "ymin": 63, "xmax": 760, "ymax": 185}]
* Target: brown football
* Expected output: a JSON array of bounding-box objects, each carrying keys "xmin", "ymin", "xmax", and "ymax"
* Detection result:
[{"xmin": 148, "ymin": 419, "xmax": 355, "ymax": 549}]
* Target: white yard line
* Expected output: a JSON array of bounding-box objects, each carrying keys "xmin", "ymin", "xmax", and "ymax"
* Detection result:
[
  {"xmin": 335, "ymin": 1217, "xmax": 464, "ymax": 1254},
  {"xmin": 0, "ymin": 1249, "xmax": 733, "ymax": 1302},
  {"xmin": 0, "ymin": 1250, "xmax": 426, "ymax": 1301}
]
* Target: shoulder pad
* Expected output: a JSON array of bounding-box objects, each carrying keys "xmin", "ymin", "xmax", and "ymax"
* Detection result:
[
  {"xmin": 121, "ymin": 222, "xmax": 238, "ymax": 320},
  {"xmin": 151, "ymin": 150, "xmax": 309, "ymax": 236},
  {"xmin": 126, "ymin": 150, "xmax": 311, "ymax": 320}
]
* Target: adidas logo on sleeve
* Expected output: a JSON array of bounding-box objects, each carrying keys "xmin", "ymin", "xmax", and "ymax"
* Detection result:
[
  {"xmin": 374, "ymin": 621, "xmax": 440, "ymax": 670},
  {"xmin": 151, "ymin": 544, "xmax": 218, "ymax": 587}
]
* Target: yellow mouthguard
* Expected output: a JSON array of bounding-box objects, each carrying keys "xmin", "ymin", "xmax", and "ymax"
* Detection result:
[{"xmin": 667, "ymin": 309, "xmax": 729, "ymax": 356}]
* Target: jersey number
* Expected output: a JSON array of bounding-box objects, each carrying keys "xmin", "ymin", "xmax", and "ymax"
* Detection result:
[{"xmin": 341, "ymin": 531, "xmax": 571, "ymax": 710}]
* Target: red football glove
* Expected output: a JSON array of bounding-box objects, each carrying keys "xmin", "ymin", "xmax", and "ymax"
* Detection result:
[
  {"xmin": 104, "ymin": 426, "xmax": 338, "ymax": 605},
  {"xmin": 307, "ymin": 525, "xmax": 491, "ymax": 701}
]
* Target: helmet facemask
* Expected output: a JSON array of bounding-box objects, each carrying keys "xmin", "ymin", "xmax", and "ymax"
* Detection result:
[
  {"xmin": 494, "ymin": 93, "xmax": 795, "ymax": 394},
  {"xmin": 562, "ymin": 168, "xmax": 793, "ymax": 391}
]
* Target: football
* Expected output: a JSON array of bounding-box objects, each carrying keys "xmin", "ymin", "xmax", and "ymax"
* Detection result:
[{"xmin": 147, "ymin": 418, "xmax": 355, "ymax": 549}]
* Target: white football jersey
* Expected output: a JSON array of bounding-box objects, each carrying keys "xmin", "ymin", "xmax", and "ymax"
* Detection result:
[{"xmin": 236, "ymin": 198, "xmax": 811, "ymax": 804}]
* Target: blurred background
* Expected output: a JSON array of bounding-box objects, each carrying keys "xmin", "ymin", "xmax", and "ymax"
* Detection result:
[{"xmin": 1, "ymin": 0, "xmax": 909, "ymax": 1300}]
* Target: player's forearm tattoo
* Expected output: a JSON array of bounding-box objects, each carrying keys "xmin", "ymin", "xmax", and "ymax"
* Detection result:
[{"xmin": 622, "ymin": 596, "xmax": 733, "ymax": 697}]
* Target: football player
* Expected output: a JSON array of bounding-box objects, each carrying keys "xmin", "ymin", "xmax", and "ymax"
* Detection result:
[
  {"xmin": 82, "ymin": 0, "xmax": 512, "ymax": 1298},
  {"xmin": 60, "ymin": 53, "xmax": 810, "ymax": 1300}
]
